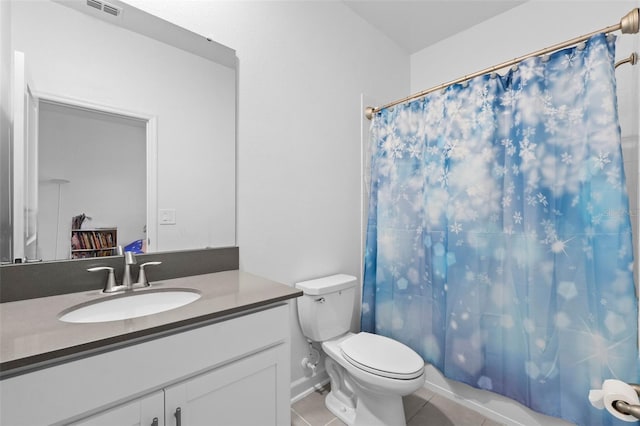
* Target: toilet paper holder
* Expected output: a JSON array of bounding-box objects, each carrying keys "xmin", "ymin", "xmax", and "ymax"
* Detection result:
[{"xmin": 612, "ymin": 383, "xmax": 640, "ymax": 420}]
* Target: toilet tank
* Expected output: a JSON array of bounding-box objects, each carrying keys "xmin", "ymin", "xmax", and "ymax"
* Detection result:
[{"xmin": 295, "ymin": 274, "xmax": 357, "ymax": 342}]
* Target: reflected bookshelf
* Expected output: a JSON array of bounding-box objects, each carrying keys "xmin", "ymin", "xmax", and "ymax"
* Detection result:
[{"xmin": 71, "ymin": 228, "xmax": 117, "ymax": 259}]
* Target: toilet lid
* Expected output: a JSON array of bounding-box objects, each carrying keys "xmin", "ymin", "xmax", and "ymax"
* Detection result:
[{"xmin": 340, "ymin": 332, "xmax": 424, "ymax": 380}]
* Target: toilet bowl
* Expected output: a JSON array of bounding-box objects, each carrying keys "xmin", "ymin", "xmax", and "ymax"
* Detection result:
[
  {"xmin": 323, "ymin": 332, "xmax": 425, "ymax": 426},
  {"xmin": 296, "ymin": 274, "xmax": 426, "ymax": 426}
]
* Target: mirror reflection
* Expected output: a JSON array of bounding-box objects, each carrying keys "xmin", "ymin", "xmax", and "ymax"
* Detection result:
[
  {"xmin": 39, "ymin": 102, "xmax": 146, "ymax": 260},
  {"xmin": 3, "ymin": 0, "xmax": 237, "ymax": 263}
]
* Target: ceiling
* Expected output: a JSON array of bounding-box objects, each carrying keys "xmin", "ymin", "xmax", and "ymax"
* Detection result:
[{"xmin": 342, "ymin": 1, "xmax": 527, "ymax": 54}]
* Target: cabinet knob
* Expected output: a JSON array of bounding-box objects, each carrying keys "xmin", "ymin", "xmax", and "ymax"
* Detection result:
[
  {"xmin": 151, "ymin": 417, "xmax": 159, "ymax": 426},
  {"xmin": 174, "ymin": 407, "xmax": 182, "ymax": 426}
]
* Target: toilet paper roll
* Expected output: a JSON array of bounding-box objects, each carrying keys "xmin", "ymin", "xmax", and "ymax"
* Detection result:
[
  {"xmin": 601, "ymin": 379, "xmax": 640, "ymax": 422},
  {"xmin": 589, "ymin": 389, "xmax": 606, "ymax": 409}
]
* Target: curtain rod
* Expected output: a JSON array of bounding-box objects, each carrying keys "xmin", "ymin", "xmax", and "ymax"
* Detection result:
[{"xmin": 365, "ymin": 8, "xmax": 640, "ymax": 120}]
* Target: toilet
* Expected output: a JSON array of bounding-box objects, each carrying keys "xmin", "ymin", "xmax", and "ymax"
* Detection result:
[{"xmin": 296, "ymin": 274, "xmax": 425, "ymax": 426}]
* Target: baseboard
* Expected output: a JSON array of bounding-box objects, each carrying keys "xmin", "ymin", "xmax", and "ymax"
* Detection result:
[{"xmin": 290, "ymin": 370, "xmax": 330, "ymax": 404}]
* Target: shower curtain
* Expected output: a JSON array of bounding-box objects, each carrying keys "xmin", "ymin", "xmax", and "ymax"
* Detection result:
[{"xmin": 362, "ymin": 34, "xmax": 638, "ymax": 426}]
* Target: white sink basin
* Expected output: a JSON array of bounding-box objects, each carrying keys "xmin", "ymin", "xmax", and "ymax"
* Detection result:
[{"xmin": 59, "ymin": 289, "xmax": 201, "ymax": 323}]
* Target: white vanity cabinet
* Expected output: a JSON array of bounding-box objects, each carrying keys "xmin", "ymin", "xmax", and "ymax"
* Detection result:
[
  {"xmin": 164, "ymin": 345, "xmax": 283, "ymax": 425},
  {"xmin": 73, "ymin": 345, "xmax": 285, "ymax": 426},
  {"xmin": 0, "ymin": 304, "xmax": 291, "ymax": 426},
  {"xmin": 70, "ymin": 392, "xmax": 165, "ymax": 426}
]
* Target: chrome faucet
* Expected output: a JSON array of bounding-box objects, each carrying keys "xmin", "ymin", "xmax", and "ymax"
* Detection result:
[
  {"xmin": 88, "ymin": 247, "xmax": 136, "ymax": 293},
  {"xmin": 88, "ymin": 248, "xmax": 162, "ymax": 293},
  {"xmin": 137, "ymin": 261, "xmax": 162, "ymax": 287},
  {"xmin": 122, "ymin": 251, "xmax": 137, "ymax": 289},
  {"xmin": 87, "ymin": 266, "xmax": 119, "ymax": 293}
]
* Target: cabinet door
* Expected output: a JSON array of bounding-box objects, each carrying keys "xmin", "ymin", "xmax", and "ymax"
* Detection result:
[
  {"xmin": 165, "ymin": 346, "xmax": 284, "ymax": 426},
  {"xmin": 69, "ymin": 390, "xmax": 164, "ymax": 426}
]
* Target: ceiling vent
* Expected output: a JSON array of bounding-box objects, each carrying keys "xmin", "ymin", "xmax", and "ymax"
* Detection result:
[
  {"xmin": 86, "ymin": 0, "xmax": 122, "ymax": 17},
  {"xmin": 86, "ymin": 0, "xmax": 101, "ymax": 10}
]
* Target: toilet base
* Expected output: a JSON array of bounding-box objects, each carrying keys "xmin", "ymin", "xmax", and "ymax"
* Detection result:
[
  {"xmin": 326, "ymin": 390, "xmax": 356, "ymax": 425},
  {"xmin": 351, "ymin": 385, "xmax": 406, "ymax": 426},
  {"xmin": 325, "ymin": 385, "xmax": 407, "ymax": 426},
  {"xmin": 321, "ymin": 334, "xmax": 422, "ymax": 426},
  {"xmin": 324, "ymin": 354, "xmax": 408, "ymax": 426}
]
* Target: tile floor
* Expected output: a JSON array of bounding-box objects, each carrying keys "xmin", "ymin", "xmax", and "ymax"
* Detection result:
[{"xmin": 291, "ymin": 385, "xmax": 505, "ymax": 426}]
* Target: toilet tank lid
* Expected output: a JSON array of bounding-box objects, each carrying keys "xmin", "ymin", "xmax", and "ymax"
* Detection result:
[{"xmin": 295, "ymin": 274, "xmax": 357, "ymax": 295}]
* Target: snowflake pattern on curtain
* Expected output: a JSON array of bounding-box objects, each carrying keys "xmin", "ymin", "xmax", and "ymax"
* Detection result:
[{"xmin": 362, "ymin": 34, "xmax": 639, "ymax": 426}]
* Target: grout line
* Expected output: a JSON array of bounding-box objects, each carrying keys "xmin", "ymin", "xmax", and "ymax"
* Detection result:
[
  {"xmin": 291, "ymin": 408, "xmax": 313, "ymax": 426},
  {"xmin": 405, "ymin": 401, "xmax": 429, "ymax": 423},
  {"xmin": 323, "ymin": 417, "xmax": 340, "ymax": 426}
]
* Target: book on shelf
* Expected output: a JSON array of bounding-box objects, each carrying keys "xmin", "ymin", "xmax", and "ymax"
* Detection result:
[{"xmin": 70, "ymin": 227, "xmax": 117, "ymax": 257}]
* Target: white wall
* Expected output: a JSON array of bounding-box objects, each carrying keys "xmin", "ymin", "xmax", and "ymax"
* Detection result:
[
  {"xmin": 11, "ymin": 0, "xmax": 236, "ymax": 254},
  {"xmin": 38, "ymin": 103, "xmax": 146, "ymax": 260},
  {"xmin": 121, "ymin": 0, "xmax": 410, "ymax": 397},
  {"xmin": 410, "ymin": 2, "xmax": 639, "ymax": 424},
  {"xmin": 0, "ymin": 0, "xmax": 12, "ymax": 263}
]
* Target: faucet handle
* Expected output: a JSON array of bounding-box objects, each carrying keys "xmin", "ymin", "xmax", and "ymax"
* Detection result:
[
  {"xmin": 88, "ymin": 266, "xmax": 119, "ymax": 293},
  {"xmin": 137, "ymin": 261, "xmax": 162, "ymax": 287}
]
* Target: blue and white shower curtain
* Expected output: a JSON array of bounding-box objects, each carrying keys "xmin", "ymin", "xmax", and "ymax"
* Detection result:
[{"xmin": 362, "ymin": 34, "xmax": 639, "ymax": 426}]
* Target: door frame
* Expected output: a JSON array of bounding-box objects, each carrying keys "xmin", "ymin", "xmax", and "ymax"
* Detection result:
[
  {"xmin": 30, "ymin": 90, "xmax": 158, "ymax": 256},
  {"xmin": 12, "ymin": 50, "xmax": 38, "ymax": 262}
]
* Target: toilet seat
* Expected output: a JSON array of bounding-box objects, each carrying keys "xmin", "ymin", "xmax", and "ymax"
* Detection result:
[{"xmin": 339, "ymin": 332, "xmax": 424, "ymax": 380}]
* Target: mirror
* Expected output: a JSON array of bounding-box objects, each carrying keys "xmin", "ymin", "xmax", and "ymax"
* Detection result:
[{"xmin": 1, "ymin": 0, "xmax": 237, "ymax": 263}]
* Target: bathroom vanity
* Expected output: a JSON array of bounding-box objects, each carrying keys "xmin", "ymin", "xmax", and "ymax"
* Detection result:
[{"xmin": 0, "ymin": 270, "xmax": 301, "ymax": 425}]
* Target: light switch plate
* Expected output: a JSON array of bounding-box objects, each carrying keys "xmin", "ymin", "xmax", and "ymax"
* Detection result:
[{"xmin": 159, "ymin": 209, "xmax": 176, "ymax": 225}]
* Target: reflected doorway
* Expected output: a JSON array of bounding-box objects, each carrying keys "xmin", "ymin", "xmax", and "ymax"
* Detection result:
[{"xmin": 37, "ymin": 101, "xmax": 146, "ymax": 261}]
